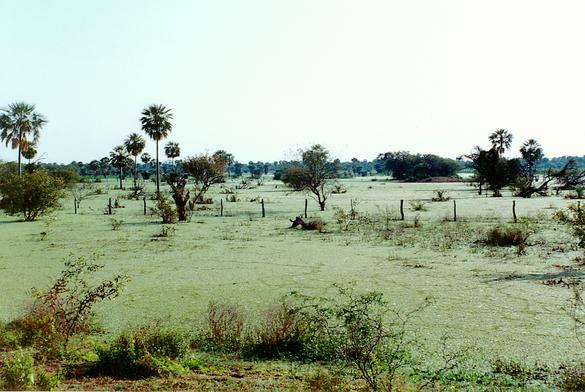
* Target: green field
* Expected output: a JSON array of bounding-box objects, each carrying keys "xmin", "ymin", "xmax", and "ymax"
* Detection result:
[{"xmin": 0, "ymin": 177, "xmax": 582, "ymax": 369}]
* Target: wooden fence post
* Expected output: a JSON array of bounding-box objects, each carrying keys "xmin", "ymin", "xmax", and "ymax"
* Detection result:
[
  {"xmin": 220, "ymin": 199, "xmax": 224, "ymax": 217},
  {"xmin": 304, "ymin": 199, "xmax": 308, "ymax": 218},
  {"xmin": 513, "ymin": 200, "xmax": 517, "ymax": 223},
  {"xmin": 400, "ymin": 200, "xmax": 404, "ymax": 221},
  {"xmin": 108, "ymin": 198, "xmax": 112, "ymax": 215},
  {"xmin": 261, "ymin": 199, "xmax": 265, "ymax": 218},
  {"xmin": 74, "ymin": 197, "xmax": 77, "ymax": 214},
  {"xmin": 453, "ymin": 200, "xmax": 457, "ymax": 222},
  {"xmin": 143, "ymin": 197, "xmax": 147, "ymax": 215}
]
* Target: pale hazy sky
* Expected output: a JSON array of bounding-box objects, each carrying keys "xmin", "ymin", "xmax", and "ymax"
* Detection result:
[{"xmin": 1, "ymin": 0, "xmax": 584, "ymax": 164}]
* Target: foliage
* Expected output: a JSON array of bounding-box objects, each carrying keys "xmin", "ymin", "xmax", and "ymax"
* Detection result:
[
  {"xmin": 124, "ymin": 133, "xmax": 146, "ymax": 190},
  {"xmin": 164, "ymin": 141, "xmax": 180, "ymax": 166},
  {"xmin": 555, "ymin": 203, "xmax": 585, "ymax": 250},
  {"xmin": 466, "ymin": 147, "xmax": 521, "ymax": 196},
  {"xmin": 0, "ymin": 349, "xmax": 35, "ymax": 390},
  {"xmin": 180, "ymin": 154, "xmax": 227, "ymax": 204},
  {"xmin": 432, "ymin": 190, "xmax": 450, "ymax": 202},
  {"xmin": 9, "ymin": 254, "xmax": 128, "ymax": 355},
  {"xmin": 409, "ymin": 200, "xmax": 427, "ymax": 211},
  {"xmin": 202, "ymin": 302, "xmax": 245, "ymax": 352},
  {"xmin": 49, "ymin": 168, "xmax": 80, "ymax": 188},
  {"xmin": 165, "ymin": 172, "xmax": 191, "ymax": 221},
  {"xmin": 92, "ymin": 324, "xmax": 188, "ymax": 378},
  {"xmin": 281, "ymin": 144, "xmax": 338, "ymax": 211},
  {"xmin": 379, "ymin": 151, "xmax": 460, "ymax": 181},
  {"xmin": 151, "ymin": 196, "xmax": 178, "ymax": 224},
  {"xmin": 484, "ymin": 226, "xmax": 529, "ymax": 247},
  {"xmin": 110, "ymin": 145, "xmax": 133, "ymax": 189},
  {"xmin": 111, "ymin": 218, "xmax": 123, "ymax": 230},
  {"xmin": 0, "ymin": 170, "xmax": 65, "ymax": 221},
  {"xmin": 559, "ymin": 363, "xmax": 585, "ymax": 391},
  {"xmin": 489, "ymin": 129, "xmax": 513, "ymax": 155}
]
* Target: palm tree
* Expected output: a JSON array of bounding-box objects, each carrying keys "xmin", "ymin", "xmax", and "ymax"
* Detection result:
[
  {"xmin": 124, "ymin": 133, "xmax": 145, "ymax": 190},
  {"xmin": 164, "ymin": 141, "xmax": 180, "ymax": 170},
  {"xmin": 489, "ymin": 129, "xmax": 513, "ymax": 156},
  {"xmin": 520, "ymin": 139, "xmax": 544, "ymax": 183},
  {"xmin": 110, "ymin": 145, "xmax": 131, "ymax": 189},
  {"xmin": 0, "ymin": 102, "xmax": 47, "ymax": 176},
  {"xmin": 140, "ymin": 104, "xmax": 173, "ymax": 194}
]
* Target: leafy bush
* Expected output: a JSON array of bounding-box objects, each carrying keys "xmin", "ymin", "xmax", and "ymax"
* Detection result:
[
  {"xmin": 409, "ymin": 200, "xmax": 427, "ymax": 211},
  {"xmin": 0, "ymin": 350, "xmax": 35, "ymax": 390},
  {"xmin": 50, "ymin": 168, "xmax": 80, "ymax": 188},
  {"xmin": 555, "ymin": 203, "xmax": 585, "ymax": 250},
  {"xmin": 484, "ymin": 226, "xmax": 529, "ymax": 247},
  {"xmin": 559, "ymin": 363, "xmax": 585, "ymax": 391},
  {"xmin": 110, "ymin": 218, "xmax": 123, "ymax": 230},
  {"xmin": 9, "ymin": 255, "xmax": 128, "ymax": 356},
  {"xmin": 242, "ymin": 301, "xmax": 318, "ymax": 360},
  {"xmin": 432, "ymin": 190, "xmax": 450, "ymax": 202},
  {"xmin": 92, "ymin": 324, "xmax": 188, "ymax": 378},
  {"xmin": 151, "ymin": 196, "xmax": 177, "ymax": 224},
  {"xmin": 0, "ymin": 170, "xmax": 65, "ymax": 221}
]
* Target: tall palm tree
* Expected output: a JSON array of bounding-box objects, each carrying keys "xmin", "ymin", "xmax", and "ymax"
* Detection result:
[
  {"xmin": 488, "ymin": 129, "xmax": 513, "ymax": 156},
  {"xmin": 0, "ymin": 102, "xmax": 47, "ymax": 176},
  {"xmin": 519, "ymin": 139, "xmax": 544, "ymax": 183},
  {"xmin": 164, "ymin": 141, "xmax": 180, "ymax": 170},
  {"xmin": 110, "ymin": 145, "xmax": 131, "ymax": 190},
  {"xmin": 140, "ymin": 104, "xmax": 173, "ymax": 194},
  {"xmin": 124, "ymin": 133, "xmax": 146, "ymax": 190}
]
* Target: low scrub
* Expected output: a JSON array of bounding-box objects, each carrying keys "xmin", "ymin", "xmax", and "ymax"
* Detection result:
[
  {"xmin": 484, "ymin": 226, "xmax": 529, "ymax": 247},
  {"xmin": 92, "ymin": 324, "xmax": 189, "ymax": 378}
]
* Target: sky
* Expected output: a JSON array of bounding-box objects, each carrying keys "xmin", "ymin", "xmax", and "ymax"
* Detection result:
[{"xmin": 1, "ymin": 0, "xmax": 584, "ymax": 164}]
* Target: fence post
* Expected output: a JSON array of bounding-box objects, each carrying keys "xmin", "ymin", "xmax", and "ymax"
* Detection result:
[
  {"xmin": 261, "ymin": 199, "xmax": 265, "ymax": 218},
  {"xmin": 400, "ymin": 200, "xmax": 404, "ymax": 221},
  {"xmin": 453, "ymin": 200, "xmax": 457, "ymax": 222},
  {"xmin": 143, "ymin": 197, "xmax": 147, "ymax": 215},
  {"xmin": 108, "ymin": 198, "xmax": 112, "ymax": 215},
  {"xmin": 220, "ymin": 199, "xmax": 224, "ymax": 217},
  {"xmin": 513, "ymin": 200, "xmax": 517, "ymax": 223},
  {"xmin": 304, "ymin": 199, "xmax": 308, "ymax": 218},
  {"xmin": 74, "ymin": 197, "xmax": 77, "ymax": 214}
]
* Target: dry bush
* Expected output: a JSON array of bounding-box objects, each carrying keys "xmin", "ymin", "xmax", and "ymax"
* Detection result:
[
  {"xmin": 484, "ymin": 226, "xmax": 529, "ymax": 247},
  {"xmin": 304, "ymin": 219, "xmax": 325, "ymax": 231},
  {"xmin": 205, "ymin": 302, "xmax": 245, "ymax": 351},
  {"xmin": 151, "ymin": 196, "xmax": 177, "ymax": 224}
]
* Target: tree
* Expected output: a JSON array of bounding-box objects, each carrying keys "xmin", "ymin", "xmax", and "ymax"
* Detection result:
[
  {"xmin": 165, "ymin": 172, "xmax": 190, "ymax": 221},
  {"xmin": 0, "ymin": 102, "xmax": 47, "ymax": 176},
  {"xmin": 164, "ymin": 141, "xmax": 180, "ymax": 170},
  {"xmin": 281, "ymin": 144, "xmax": 338, "ymax": 211},
  {"xmin": 212, "ymin": 150, "xmax": 234, "ymax": 177},
  {"xmin": 381, "ymin": 151, "xmax": 460, "ymax": 181},
  {"xmin": 0, "ymin": 170, "xmax": 65, "ymax": 221},
  {"xmin": 21, "ymin": 144, "xmax": 38, "ymax": 164},
  {"xmin": 124, "ymin": 133, "xmax": 145, "ymax": 190},
  {"xmin": 140, "ymin": 104, "xmax": 173, "ymax": 195},
  {"xmin": 489, "ymin": 129, "xmax": 513, "ymax": 156},
  {"xmin": 181, "ymin": 155, "xmax": 227, "ymax": 204},
  {"xmin": 99, "ymin": 157, "xmax": 111, "ymax": 179},
  {"xmin": 109, "ymin": 145, "xmax": 132, "ymax": 189},
  {"xmin": 514, "ymin": 139, "xmax": 545, "ymax": 197}
]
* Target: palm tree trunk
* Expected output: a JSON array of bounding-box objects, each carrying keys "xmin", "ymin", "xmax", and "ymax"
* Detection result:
[
  {"xmin": 17, "ymin": 130, "xmax": 22, "ymax": 176},
  {"xmin": 119, "ymin": 166, "xmax": 123, "ymax": 189},
  {"xmin": 134, "ymin": 155, "xmax": 138, "ymax": 190},
  {"xmin": 156, "ymin": 140, "xmax": 160, "ymax": 195}
]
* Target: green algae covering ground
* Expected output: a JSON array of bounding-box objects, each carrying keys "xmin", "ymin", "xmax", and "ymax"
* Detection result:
[{"xmin": 0, "ymin": 177, "xmax": 582, "ymax": 367}]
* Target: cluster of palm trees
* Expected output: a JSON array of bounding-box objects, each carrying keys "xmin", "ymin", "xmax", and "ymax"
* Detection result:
[{"xmin": 108, "ymin": 104, "xmax": 178, "ymax": 193}]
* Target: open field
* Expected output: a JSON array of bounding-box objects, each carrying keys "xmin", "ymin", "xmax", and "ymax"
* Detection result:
[{"xmin": 0, "ymin": 177, "xmax": 583, "ymax": 370}]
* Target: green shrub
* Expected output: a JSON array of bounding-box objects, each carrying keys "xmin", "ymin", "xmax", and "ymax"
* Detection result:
[
  {"xmin": 484, "ymin": 226, "xmax": 529, "ymax": 247},
  {"xmin": 555, "ymin": 203, "xmax": 585, "ymax": 250},
  {"xmin": 0, "ymin": 170, "xmax": 65, "ymax": 221},
  {"xmin": 92, "ymin": 324, "xmax": 188, "ymax": 378},
  {"xmin": 0, "ymin": 350, "xmax": 35, "ymax": 390},
  {"xmin": 559, "ymin": 363, "xmax": 585, "ymax": 391},
  {"xmin": 151, "ymin": 196, "xmax": 177, "ymax": 224},
  {"xmin": 242, "ymin": 301, "xmax": 319, "ymax": 360},
  {"xmin": 50, "ymin": 169, "xmax": 80, "ymax": 188},
  {"xmin": 0, "ymin": 323, "xmax": 19, "ymax": 350}
]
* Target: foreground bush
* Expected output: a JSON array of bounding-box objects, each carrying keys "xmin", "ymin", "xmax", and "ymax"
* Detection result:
[
  {"xmin": 92, "ymin": 324, "xmax": 189, "ymax": 378},
  {"xmin": 0, "ymin": 170, "xmax": 65, "ymax": 221},
  {"xmin": 0, "ymin": 349, "xmax": 62, "ymax": 390},
  {"xmin": 8, "ymin": 255, "xmax": 128, "ymax": 357}
]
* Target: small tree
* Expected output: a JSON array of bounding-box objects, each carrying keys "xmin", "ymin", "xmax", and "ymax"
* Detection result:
[
  {"xmin": 281, "ymin": 144, "xmax": 338, "ymax": 211},
  {"xmin": 109, "ymin": 145, "xmax": 132, "ymax": 189},
  {"xmin": 181, "ymin": 154, "xmax": 227, "ymax": 204},
  {"xmin": 166, "ymin": 172, "xmax": 190, "ymax": 221},
  {"xmin": 0, "ymin": 171, "xmax": 65, "ymax": 221},
  {"xmin": 124, "ymin": 133, "xmax": 145, "ymax": 190}
]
